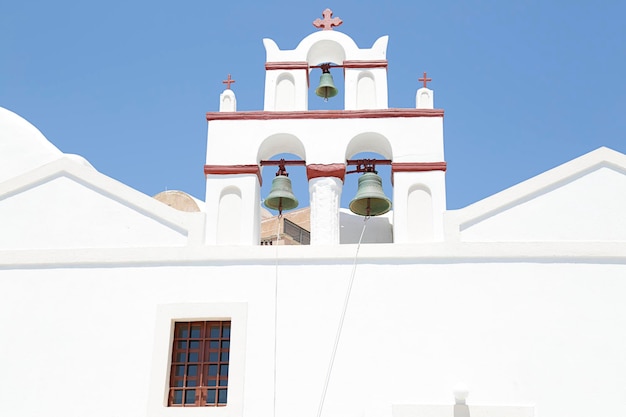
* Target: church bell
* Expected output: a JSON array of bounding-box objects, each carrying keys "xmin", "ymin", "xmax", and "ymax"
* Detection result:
[
  {"xmin": 264, "ymin": 175, "xmax": 299, "ymax": 213},
  {"xmin": 315, "ymin": 64, "xmax": 338, "ymax": 100},
  {"xmin": 349, "ymin": 172, "xmax": 392, "ymax": 216}
]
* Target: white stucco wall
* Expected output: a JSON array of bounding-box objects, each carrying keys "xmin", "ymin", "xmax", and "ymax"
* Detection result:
[
  {"xmin": 460, "ymin": 166, "xmax": 626, "ymax": 241},
  {"xmin": 0, "ymin": 175, "xmax": 191, "ymax": 249},
  {"xmin": 206, "ymin": 117, "xmax": 443, "ymax": 166},
  {"xmin": 447, "ymin": 148, "xmax": 626, "ymax": 243},
  {"xmin": 1, "ymin": 247, "xmax": 625, "ymax": 417}
]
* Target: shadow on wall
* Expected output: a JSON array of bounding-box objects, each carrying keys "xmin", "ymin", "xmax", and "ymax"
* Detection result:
[
  {"xmin": 454, "ymin": 404, "xmax": 470, "ymax": 417},
  {"xmin": 339, "ymin": 210, "xmax": 392, "ymax": 244}
]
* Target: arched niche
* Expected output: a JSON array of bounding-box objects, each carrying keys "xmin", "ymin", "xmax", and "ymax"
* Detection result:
[
  {"xmin": 306, "ymin": 40, "xmax": 347, "ymax": 110},
  {"xmin": 306, "ymin": 39, "xmax": 347, "ymax": 66},
  {"xmin": 356, "ymin": 71, "xmax": 376, "ymax": 109},
  {"xmin": 345, "ymin": 132, "xmax": 393, "ymax": 160},
  {"xmin": 275, "ymin": 73, "xmax": 296, "ymax": 111},
  {"xmin": 217, "ymin": 186, "xmax": 242, "ymax": 244},
  {"xmin": 257, "ymin": 134, "xmax": 307, "ymax": 214},
  {"xmin": 407, "ymin": 184, "xmax": 434, "ymax": 241},
  {"xmin": 343, "ymin": 133, "xmax": 393, "ymax": 211},
  {"xmin": 257, "ymin": 133, "xmax": 306, "ymax": 163}
]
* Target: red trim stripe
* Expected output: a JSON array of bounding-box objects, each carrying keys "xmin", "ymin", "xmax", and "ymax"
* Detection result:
[
  {"xmin": 206, "ymin": 108, "xmax": 444, "ymax": 121},
  {"xmin": 204, "ymin": 164, "xmax": 262, "ymax": 186},
  {"xmin": 306, "ymin": 164, "xmax": 346, "ymax": 182},
  {"xmin": 265, "ymin": 61, "xmax": 309, "ymax": 70},
  {"xmin": 391, "ymin": 162, "xmax": 447, "ymax": 173},
  {"xmin": 342, "ymin": 60, "xmax": 388, "ymax": 69},
  {"xmin": 391, "ymin": 162, "xmax": 447, "ymax": 185},
  {"xmin": 264, "ymin": 60, "xmax": 388, "ymax": 71}
]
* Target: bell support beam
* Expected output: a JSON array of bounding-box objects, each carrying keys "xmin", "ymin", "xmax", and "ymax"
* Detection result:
[
  {"xmin": 204, "ymin": 164, "xmax": 263, "ymax": 185},
  {"xmin": 260, "ymin": 160, "xmax": 307, "ymax": 167}
]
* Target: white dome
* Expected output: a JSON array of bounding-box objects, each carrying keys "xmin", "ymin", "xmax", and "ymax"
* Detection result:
[{"xmin": 0, "ymin": 107, "xmax": 63, "ymax": 183}]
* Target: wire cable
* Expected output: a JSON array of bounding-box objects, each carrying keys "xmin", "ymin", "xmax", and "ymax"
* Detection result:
[
  {"xmin": 273, "ymin": 214, "xmax": 282, "ymax": 417},
  {"xmin": 316, "ymin": 216, "xmax": 369, "ymax": 417}
]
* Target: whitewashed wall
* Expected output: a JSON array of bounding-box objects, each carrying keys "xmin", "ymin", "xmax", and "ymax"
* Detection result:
[{"xmin": 1, "ymin": 246, "xmax": 625, "ymax": 417}]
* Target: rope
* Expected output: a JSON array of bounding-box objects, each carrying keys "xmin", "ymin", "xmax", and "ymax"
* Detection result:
[
  {"xmin": 316, "ymin": 216, "xmax": 369, "ymax": 417},
  {"xmin": 272, "ymin": 213, "xmax": 282, "ymax": 417}
]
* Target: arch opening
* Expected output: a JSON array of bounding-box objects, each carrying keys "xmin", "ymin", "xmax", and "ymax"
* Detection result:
[
  {"xmin": 260, "ymin": 152, "xmax": 307, "ymax": 216},
  {"xmin": 306, "ymin": 39, "xmax": 347, "ymax": 111},
  {"xmin": 342, "ymin": 151, "xmax": 392, "ymax": 211}
]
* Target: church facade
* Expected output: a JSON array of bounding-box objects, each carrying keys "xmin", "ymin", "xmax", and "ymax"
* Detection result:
[{"xmin": 1, "ymin": 10, "xmax": 626, "ymax": 417}]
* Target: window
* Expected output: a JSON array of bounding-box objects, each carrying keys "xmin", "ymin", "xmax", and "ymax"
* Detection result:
[{"xmin": 168, "ymin": 321, "xmax": 231, "ymax": 407}]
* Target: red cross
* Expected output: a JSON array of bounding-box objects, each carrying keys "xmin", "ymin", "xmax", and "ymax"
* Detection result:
[
  {"xmin": 222, "ymin": 74, "xmax": 235, "ymax": 89},
  {"xmin": 313, "ymin": 9, "xmax": 343, "ymax": 30},
  {"xmin": 418, "ymin": 72, "xmax": 432, "ymax": 88}
]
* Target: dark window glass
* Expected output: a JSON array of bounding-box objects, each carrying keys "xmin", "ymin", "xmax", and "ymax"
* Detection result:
[
  {"xmin": 190, "ymin": 326, "xmax": 201, "ymax": 338},
  {"xmin": 173, "ymin": 390, "xmax": 183, "ymax": 404},
  {"xmin": 177, "ymin": 325, "xmax": 188, "ymax": 338},
  {"xmin": 207, "ymin": 389, "xmax": 216, "ymax": 404},
  {"xmin": 218, "ymin": 389, "xmax": 227, "ymax": 404},
  {"xmin": 185, "ymin": 390, "xmax": 195, "ymax": 404}
]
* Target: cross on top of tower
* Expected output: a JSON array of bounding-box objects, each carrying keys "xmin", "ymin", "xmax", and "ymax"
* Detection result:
[
  {"xmin": 313, "ymin": 9, "xmax": 343, "ymax": 31},
  {"xmin": 418, "ymin": 72, "xmax": 432, "ymax": 88},
  {"xmin": 222, "ymin": 74, "xmax": 235, "ymax": 89}
]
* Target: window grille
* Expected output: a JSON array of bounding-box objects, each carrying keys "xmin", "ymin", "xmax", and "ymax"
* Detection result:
[
  {"xmin": 283, "ymin": 218, "xmax": 310, "ymax": 245},
  {"xmin": 168, "ymin": 321, "xmax": 230, "ymax": 407}
]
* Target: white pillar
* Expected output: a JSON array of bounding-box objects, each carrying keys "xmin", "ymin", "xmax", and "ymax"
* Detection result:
[
  {"xmin": 309, "ymin": 176, "xmax": 342, "ymax": 245},
  {"xmin": 204, "ymin": 167, "xmax": 261, "ymax": 246}
]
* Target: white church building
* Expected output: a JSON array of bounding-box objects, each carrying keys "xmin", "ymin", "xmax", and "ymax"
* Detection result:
[{"xmin": 1, "ymin": 9, "xmax": 626, "ymax": 417}]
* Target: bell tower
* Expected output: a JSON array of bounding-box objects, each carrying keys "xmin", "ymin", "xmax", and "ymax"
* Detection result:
[
  {"xmin": 204, "ymin": 10, "xmax": 447, "ymax": 245},
  {"xmin": 263, "ymin": 9, "xmax": 389, "ymax": 111}
]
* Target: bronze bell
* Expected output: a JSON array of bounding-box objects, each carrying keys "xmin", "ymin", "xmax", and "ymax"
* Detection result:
[
  {"xmin": 349, "ymin": 172, "xmax": 392, "ymax": 216},
  {"xmin": 315, "ymin": 66, "xmax": 338, "ymax": 100},
  {"xmin": 264, "ymin": 175, "xmax": 299, "ymax": 213}
]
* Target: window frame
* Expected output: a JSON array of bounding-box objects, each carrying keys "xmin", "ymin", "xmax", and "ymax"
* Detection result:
[
  {"xmin": 168, "ymin": 321, "xmax": 231, "ymax": 407},
  {"xmin": 147, "ymin": 303, "xmax": 247, "ymax": 417}
]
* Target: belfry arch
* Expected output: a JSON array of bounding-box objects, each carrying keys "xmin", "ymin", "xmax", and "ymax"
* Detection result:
[{"xmin": 263, "ymin": 24, "xmax": 389, "ymax": 111}]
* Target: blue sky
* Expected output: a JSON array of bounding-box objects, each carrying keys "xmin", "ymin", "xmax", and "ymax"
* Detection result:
[{"xmin": 3, "ymin": 1, "xmax": 625, "ymax": 210}]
